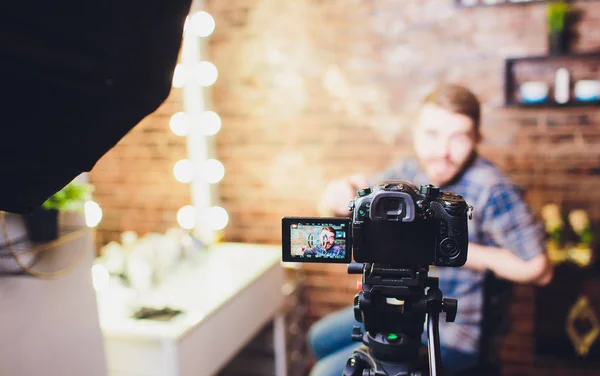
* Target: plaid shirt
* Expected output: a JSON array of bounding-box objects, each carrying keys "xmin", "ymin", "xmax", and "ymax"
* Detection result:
[{"xmin": 368, "ymin": 156, "xmax": 546, "ymax": 354}]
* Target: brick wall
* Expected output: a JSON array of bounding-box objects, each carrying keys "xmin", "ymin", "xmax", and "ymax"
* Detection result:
[
  {"xmin": 89, "ymin": 87, "xmax": 191, "ymax": 246},
  {"xmin": 205, "ymin": 0, "xmax": 600, "ymax": 374}
]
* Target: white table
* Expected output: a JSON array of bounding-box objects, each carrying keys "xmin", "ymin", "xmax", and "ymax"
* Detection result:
[
  {"xmin": 0, "ymin": 228, "xmax": 107, "ymax": 376},
  {"xmin": 96, "ymin": 242, "xmax": 285, "ymax": 376}
]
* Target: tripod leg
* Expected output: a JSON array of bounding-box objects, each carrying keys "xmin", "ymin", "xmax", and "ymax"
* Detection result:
[{"xmin": 426, "ymin": 311, "xmax": 443, "ymax": 376}]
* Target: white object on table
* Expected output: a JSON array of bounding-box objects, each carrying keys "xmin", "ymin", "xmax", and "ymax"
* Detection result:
[{"xmin": 97, "ymin": 242, "xmax": 285, "ymax": 376}]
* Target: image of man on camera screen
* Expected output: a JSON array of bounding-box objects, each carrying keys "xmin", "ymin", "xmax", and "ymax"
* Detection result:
[
  {"xmin": 307, "ymin": 84, "xmax": 554, "ymax": 376},
  {"xmin": 295, "ymin": 225, "xmax": 346, "ymax": 258}
]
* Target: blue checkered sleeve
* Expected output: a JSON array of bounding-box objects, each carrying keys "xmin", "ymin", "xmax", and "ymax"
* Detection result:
[{"xmin": 480, "ymin": 184, "xmax": 546, "ymax": 260}]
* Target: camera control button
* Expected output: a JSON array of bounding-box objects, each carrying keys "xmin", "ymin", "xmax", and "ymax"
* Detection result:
[
  {"xmin": 357, "ymin": 188, "xmax": 372, "ymax": 197},
  {"xmin": 440, "ymin": 238, "xmax": 459, "ymax": 258}
]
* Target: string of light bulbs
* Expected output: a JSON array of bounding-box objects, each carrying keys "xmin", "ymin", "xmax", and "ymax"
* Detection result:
[{"xmin": 172, "ymin": 7, "xmax": 228, "ymax": 242}]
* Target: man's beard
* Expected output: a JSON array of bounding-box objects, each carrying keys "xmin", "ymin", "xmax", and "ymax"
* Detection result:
[{"xmin": 421, "ymin": 151, "xmax": 477, "ymax": 187}]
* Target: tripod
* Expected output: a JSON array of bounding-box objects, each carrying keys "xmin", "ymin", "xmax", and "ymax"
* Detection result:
[{"xmin": 342, "ymin": 263, "xmax": 458, "ymax": 376}]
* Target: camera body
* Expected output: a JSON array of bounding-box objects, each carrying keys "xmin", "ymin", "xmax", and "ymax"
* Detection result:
[
  {"xmin": 350, "ymin": 181, "xmax": 469, "ymax": 266},
  {"xmin": 282, "ymin": 180, "xmax": 470, "ymax": 267}
]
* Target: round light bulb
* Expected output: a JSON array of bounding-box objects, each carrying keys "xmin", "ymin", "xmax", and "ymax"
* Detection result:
[
  {"xmin": 201, "ymin": 111, "xmax": 222, "ymax": 135},
  {"xmin": 195, "ymin": 62, "xmax": 218, "ymax": 86},
  {"xmin": 177, "ymin": 205, "xmax": 196, "ymax": 230},
  {"xmin": 91, "ymin": 264, "xmax": 110, "ymax": 292},
  {"xmin": 208, "ymin": 206, "xmax": 229, "ymax": 231},
  {"xmin": 173, "ymin": 159, "xmax": 194, "ymax": 183},
  {"xmin": 202, "ymin": 159, "xmax": 225, "ymax": 184},
  {"xmin": 172, "ymin": 64, "xmax": 186, "ymax": 88},
  {"xmin": 190, "ymin": 11, "xmax": 215, "ymax": 37},
  {"xmin": 121, "ymin": 231, "xmax": 138, "ymax": 246},
  {"xmin": 170, "ymin": 112, "xmax": 189, "ymax": 136},
  {"xmin": 84, "ymin": 200, "xmax": 103, "ymax": 228}
]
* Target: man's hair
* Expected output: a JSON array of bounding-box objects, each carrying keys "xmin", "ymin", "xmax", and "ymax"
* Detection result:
[
  {"xmin": 321, "ymin": 226, "xmax": 336, "ymax": 235},
  {"xmin": 423, "ymin": 84, "xmax": 481, "ymax": 132}
]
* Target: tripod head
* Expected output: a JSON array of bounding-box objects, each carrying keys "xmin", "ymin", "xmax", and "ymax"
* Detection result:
[{"xmin": 343, "ymin": 263, "xmax": 458, "ymax": 376}]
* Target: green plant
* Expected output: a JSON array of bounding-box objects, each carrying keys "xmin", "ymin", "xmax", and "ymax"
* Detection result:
[
  {"xmin": 547, "ymin": 1, "xmax": 573, "ymax": 34},
  {"xmin": 42, "ymin": 180, "xmax": 93, "ymax": 212}
]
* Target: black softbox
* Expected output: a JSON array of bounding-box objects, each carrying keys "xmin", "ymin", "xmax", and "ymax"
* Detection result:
[{"xmin": 0, "ymin": 0, "xmax": 192, "ymax": 214}]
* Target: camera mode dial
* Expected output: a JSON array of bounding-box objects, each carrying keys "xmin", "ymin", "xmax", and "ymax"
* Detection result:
[
  {"xmin": 439, "ymin": 238, "xmax": 459, "ymax": 258},
  {"xmin": 419, "ymin": 184, "xmax": 440, "ymax": 197},
  {"xmin": 441, "ymin": 192, "xmax": 466, "ymax": 216}
]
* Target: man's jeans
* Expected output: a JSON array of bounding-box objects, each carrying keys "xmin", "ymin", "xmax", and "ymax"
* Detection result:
[{"xmin": 307, "ymin": 306, "xmax": 478, "ymax": 376}]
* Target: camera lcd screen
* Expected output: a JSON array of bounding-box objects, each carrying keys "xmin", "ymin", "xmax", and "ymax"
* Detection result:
[{"xmin": 282, "ymin": 217, "xmax": 352, "ymax": 264}]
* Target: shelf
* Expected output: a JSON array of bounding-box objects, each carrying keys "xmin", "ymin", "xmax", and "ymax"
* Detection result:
[
  {"xmin": 504, "ymin": 52, "xmax": 600, "ymax": 108},
  {"xmin": 506, "ymin": 52, "xmax": 600, "ymax": 63},
  {"xmin": 505, "ymin": 100, "xmax": 600, "ymax": 108},
  {"xmin": 456, "ymin": 0, "xmax": 545, "ymax": 7},
  {"xmin": 455, "ymin": 0, "xmax": 599, "ymax": 8}
]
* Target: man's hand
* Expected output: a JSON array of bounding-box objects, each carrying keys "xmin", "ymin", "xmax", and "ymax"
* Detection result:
[
  {"xmin": 317, "ymin": 175, "xmax": 369, "ymax": 217},
  {"xmin": 465, "ymin": 243, "xmax": 554, "ymax": 286}
]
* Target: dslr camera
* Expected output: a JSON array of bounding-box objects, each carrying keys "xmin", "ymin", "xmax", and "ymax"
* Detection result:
[{"xmin": 282, "ymin": 180, "xmax": 471, "ymax": 267}]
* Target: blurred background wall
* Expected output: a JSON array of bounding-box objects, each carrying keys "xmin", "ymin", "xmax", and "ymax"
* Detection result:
[{"xmin": 90, "ymin": 0, "xmax": 600, "ymax": 374}]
